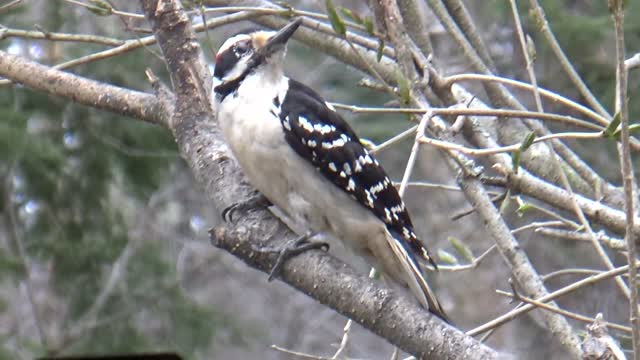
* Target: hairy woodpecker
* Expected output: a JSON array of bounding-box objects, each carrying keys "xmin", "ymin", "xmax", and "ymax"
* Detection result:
[{"xmin": 212, "ymin": 19, "xmax": 447, "ymax": 321}]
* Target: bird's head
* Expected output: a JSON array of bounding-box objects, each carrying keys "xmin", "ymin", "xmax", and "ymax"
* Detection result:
[{"xmin": 213, "ymin": 18, "xmax": 302, "ymax": 93}]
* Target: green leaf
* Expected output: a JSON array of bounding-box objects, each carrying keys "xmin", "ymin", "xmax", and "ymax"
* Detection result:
[
  {"xmin": 603, "ymin": 112, "xmax": 621, "ymax": 138},
  {"xmin": 520, "ymin": 131, "xmax": 536, "ymax": 152},
  {"xmin": 364, "ymin": 18, "xmax": 375, "ymax": 35},
  {"xmin": 395, "ymin": 70, "xmax": 411, "ymax": 105},
  {"xmin": 612, "ymin": 123, "xmax": 640, "ymax": 140},
  {"xmin": 448, "ymin": 237, "xmax": 474, "ymax": 263},
  {"xmin": 437, "ymin": 249, "xmax": 458, "ymax": 265},
  {"xmin": 339, "ymin": 7, "xmax": 362, "ymax": 23},
  {"xmin": 512, "ymin": 149, "xmax": 521, "ymax": 174},
  {"xmin": 516, "ymin": 203, "xmax": 534, "ymax": 216},
  {"xmin": 87, "ymin": 0, "xmax": 112, "ymax": 16},
  {"xmin": 326, "ymin": 0, "xmax": 346, "ymax": 36},
  {"xmin": 376, "ymin": 38, "xmax": 385, "ymax": 62}
]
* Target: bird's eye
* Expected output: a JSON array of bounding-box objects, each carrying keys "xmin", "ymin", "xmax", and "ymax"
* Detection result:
[{"xmin": 235, "ymin": 41, "xmax": 251, "ymax": 55}]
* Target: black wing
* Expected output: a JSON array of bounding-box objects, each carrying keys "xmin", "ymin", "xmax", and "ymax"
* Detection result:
[{"xmin": 278, "ymin": 79, "xmax": 435, "ymax": 267}]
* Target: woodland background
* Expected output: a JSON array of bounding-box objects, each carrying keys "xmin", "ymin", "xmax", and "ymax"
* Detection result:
[{"xmin": 0, "ymin": 0, "xmax": 639, "ymax": 359}]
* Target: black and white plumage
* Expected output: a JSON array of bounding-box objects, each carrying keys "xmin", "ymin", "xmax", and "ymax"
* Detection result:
[{"xmin": 212, "ymin": 19, "xmax": 447, "ymax": 321}]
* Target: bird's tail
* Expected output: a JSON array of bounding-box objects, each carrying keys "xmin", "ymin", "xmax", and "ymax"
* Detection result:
[{"xmin": 384, "ymin": 228, "xmax": 449, "ymax": 323}]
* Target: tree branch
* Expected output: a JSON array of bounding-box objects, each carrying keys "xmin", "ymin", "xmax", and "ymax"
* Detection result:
[
  {"xmin": 0, "ymin": 51, "xmax": 165, "ymax": 126},
  {"xmin": 139, "ymin": 0, "xmax": 498, "ymax": 358}
]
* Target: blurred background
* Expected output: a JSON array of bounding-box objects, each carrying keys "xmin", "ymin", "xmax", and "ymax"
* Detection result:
[{"xmin": 0, "ymin": 0, "xmax": 639, "ymax": 359}]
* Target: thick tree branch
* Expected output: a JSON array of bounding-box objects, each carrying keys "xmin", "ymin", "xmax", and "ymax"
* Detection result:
[
  {"xmin": 139, "ymin": 0, "xmax": 498, "ymax": 358},
  {"xmin": 0, "ymin": 51, "xmax": 165, "ymax": 126}
]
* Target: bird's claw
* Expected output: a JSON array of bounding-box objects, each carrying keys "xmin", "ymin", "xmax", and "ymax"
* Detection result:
[
  {"xmin": 222, "ymin": 192, "xmax": 270, "ymax": 223},
  {"xmin": 258, "ymin": 232, "xmax": 329, "ymax": 281}
]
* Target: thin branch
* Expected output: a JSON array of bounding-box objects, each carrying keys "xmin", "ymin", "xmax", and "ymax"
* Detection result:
[
  {"xmin": 332, "ymin": 103, "xmax": 603, "ymax": 131},
  {"xmin": 437, "ymin": 245, "xmax": 496, "ymax": 272},
  {"xmin": 441, "ymin": 0, "xmax": 495, "ymax": 71},
  {"xmin": 0, "ymin": 0, "xmax": 22, "ymax": 13},
  {"xmin": 550, "ymin": 139, "xmax": 630, "ymax": 299},
  {"xmin": 514, "ymin": 197, "xmax": 581, "ymax": 229},
  {"xmin": 509, "ymin": 0, "xmax": 543, "ymax": 112},
  {"xmin": 467, "ymin": 264, "xmax": 631, "ymax": 337},
  {"xmin": 445, "ymin": 74, "xmax": 609, "ymax": 127},
  {"xmin": 371, "ymin": 125, "xmax": 418, "ymax": 154},
  {"xmin": 61, "ymin": 0, "xmax": 145, "ymax": 18},
  {"xmin": 611, "ymin": 0, "xmax": 640, "ymax": 356},
  {"xmin": 66, "ymin": 243, "xmax": 137, "ymax": 340},
  {"xmin": 203, "ymin": 6, "xmax": 381, "ymax": 37},
  {"xmin": 510, "ymin": 220, "xmax": 569, "ymax": 235},
  {"xmin": 495, "ymin": 289, "xmax": 632, "ymax": 334},
  {"xmin": 0, "ymin": 26, "xmax": 124, "ymax": 45},
  {"xmin": 419, "ymin": 131, "xmax": 602, "ymax": 157},
  {"xmin": 528, "ymin": 0, "xmax": 609, "ymax": 117},
  {"xmin": 398, "ymin": 181, "xmax": 462, "ymax": 193},
  {"xmin": 541, "ymin": 268, "xmax": 603, "ymax": 282},
  {"xmin": 3, "ymin": 173, "xmax": 49, "ymax": 350},
  {"xmin": 536, "ymin": 228, "xmax": 626, "ymax": 252},
  {"xmin": 399, "ymin": 113, "xmax": 431, "ymax": 196}
]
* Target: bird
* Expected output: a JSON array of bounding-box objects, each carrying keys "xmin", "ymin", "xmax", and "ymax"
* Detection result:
[{"xmin": 211, "ymin": 18, "xmax": 447, "ymax": 321}]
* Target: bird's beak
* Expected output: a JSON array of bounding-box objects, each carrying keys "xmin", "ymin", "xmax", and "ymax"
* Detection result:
[{"xmin": 256, "ymin": 18, "xmax": 303, "ymax": 59}]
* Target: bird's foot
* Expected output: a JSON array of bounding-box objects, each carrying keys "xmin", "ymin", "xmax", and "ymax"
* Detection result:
[
  {"xmin": 260, "ymin": 232, "xmax": 329, "ymax": 281},
  {"xmin": 222, "ymin": 192, "xmax": 271, "ymax": 223}
]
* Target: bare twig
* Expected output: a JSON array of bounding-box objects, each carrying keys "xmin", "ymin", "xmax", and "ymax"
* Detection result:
[
  {"xmin": 549, "ymin": 141, "xmax": 631, "ymax": 299},
  {"xmin": 0, "ymin": 27, "xmax": 124, "ymax": 45},
  {"xmin": 332, "ymin": 103, "xmax": 603, "ymax": 131},
  {"xmin": 495, "ymin": 289, "xmax": 632, "ymax": 334},
  {"xmin": 610, "ymin": 0, "xmax": 640, "ymax": 356},
  {"xmin": 419, "ymin": 131, "xmax": 601, "ymax": 157},
  {"xmin": 536, "ymin": 228, "xmax": 626, "ymax": 252},
  {"xmin": 509, "ymin": 0, "xmax": 543, "ymax": 112},
  {"xmin": 3, "ymin": 172, "xmax": 49, "ymax": 350},
  {"xmin": 66, "ymin": 243, "xmax": 137, "ymax": 340},
  {"xmin": 437, "ymin": 245, "xmax": 496, "ymax": 272},
  {"xmin": 510, "ymin": 220, "xmax": 569, "ymax": 235},
  {"xmin": 399, "ymin": 113, "xmax": 431, "ymax": 196},
  {"xmin": 467, "ymin": 264, "xmax": 631, "ymax": 337},
  {"xmin": 528, "ymin": 0, "xmax": 609, "ymax": 117},
  {"xmin": 541, "ymin": 268, "xmax": 603, "ymax": 282},
  {"xmin": 62, "ymin": 0, "xmax": 145, "ymax": 18},
  {"xmin": 0, "ymin": 0, "xmax": 22, "ymax": 13},
  {"xmin": 445, "ymin": 74, "xmax": 609, "ymax": 126}
]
